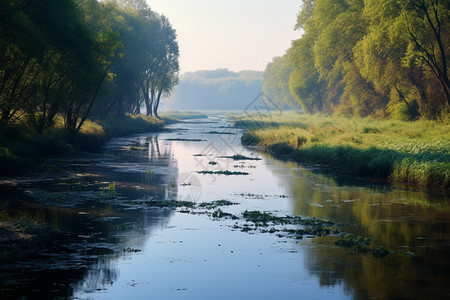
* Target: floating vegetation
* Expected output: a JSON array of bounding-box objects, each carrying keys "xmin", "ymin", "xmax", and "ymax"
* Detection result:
[
  {"xmin": 237, "ymin": 193, "xmax": 288, "ymax": 199},
  {"xmin": 202, "ymin": 131, "xmax": 236, "ymax": 135},
  {"xmin": 335, "ymin": 233, "xmax": 390, "ymax": 258},
  {"xmin": 233, "ymin": 164, "xmax": 256, "ymax": 169},
  {"xmin": 199, "ymin": 200, "xmax": 238, "ymax": 209},
  {"xmin": 123, "ymin": 247, "xmax": 141, "ymax": 253},
  {"xmin": 231, "ymin": 211, "xmax": 339, "ymax": 238},
  {"xmin": 196, "ymin": 170, "xmax": 249, "ymax": 176},
  {"xmin": 145, "ymin": 170, "xmax": 154, "ymax": 174},
  {"xmin": 109, "ymin": 182, "xmax": 116, "ymax": 191},
  {"xmin": 144, "ymin": 200, "xmax": 196, "ymax": 208},
  {"xmin": 212, "ymin": 209, "xmax": 238, "ymax": 220},
  {"xmin": 166, "ymin": 138, "xmax": 205, "ymax": 142},
  {"xmin": 218, "ymin": 154, "xmax": 262, "ymax": 161}
]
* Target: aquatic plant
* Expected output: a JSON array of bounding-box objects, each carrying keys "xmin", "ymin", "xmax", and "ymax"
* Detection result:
[
  {"xmin": 196, "ymin": 170, "xmax": 250, "ymax": 176},
  {"xmin": 218, "ymin": 154, "xmax": 262, "ymax": 161},
  {"xmin": 144, "ymin": 200, "xmax": 196, "ymax": 208},
  {"xmin": 335, "ymin": 233, "xmax": 390, "ymax": 258},
  {"xmin": 199, "ymin": 200, "xmax": 238, "ymax": 209}
]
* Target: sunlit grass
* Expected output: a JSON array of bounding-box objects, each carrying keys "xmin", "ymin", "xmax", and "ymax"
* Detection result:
[
  {"xmin": 98, "ymin": 114, "xmax": 164, "ymax": 138},
  {"xmin": 236, "ymin": 112, "xmax": 450, "ymax": 191}
]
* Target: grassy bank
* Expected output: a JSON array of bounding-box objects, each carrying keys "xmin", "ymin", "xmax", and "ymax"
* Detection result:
[
  {"xmin": 235, "ymin": 112, "xmax": 449, "ymax": 192},
  {"xmin": 0, "ymin": 114, "xmax": 165, "ymax": 176}
]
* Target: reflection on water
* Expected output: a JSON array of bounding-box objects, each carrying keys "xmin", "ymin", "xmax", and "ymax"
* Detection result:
[
  {"xmin": 268, "ymin": 158, "xmax": 450, "ymax": 298},
  {"xmin": 0, "ymin": 132, "xmax": 179, "ymax": 299},
  {"xmin": 1, "ymin": 115, "xmax": 449, "ymax": 299}
]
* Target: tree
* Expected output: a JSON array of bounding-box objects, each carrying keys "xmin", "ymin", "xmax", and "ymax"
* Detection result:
[
  {"xmin": 288, "ymin": 0, "xmax": 327, "ymax": 113},
  {"xmin": 402, "ymin": 0, "xmax": 450, "ymax": 109},
  {"xmin": 263, "ymin": 55, "xmax": 299, "ymax": 109},
  {"xmin": 139, "ymin": 15, "xmax": 179, "ymax": 118},
  {"xmin": 286, "ymin": 0, "xmax": 448, "ymax": 119}
]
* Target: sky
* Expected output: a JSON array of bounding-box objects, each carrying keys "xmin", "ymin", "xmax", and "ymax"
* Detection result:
[{"xmin": 146, "ymin": 0, "xmax": 302, "ymax": 73}]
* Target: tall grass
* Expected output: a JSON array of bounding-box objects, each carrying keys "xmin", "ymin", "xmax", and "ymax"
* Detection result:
[{"xmin": 237, "ymin": 112, "xmax": 450, "ymax": 191}]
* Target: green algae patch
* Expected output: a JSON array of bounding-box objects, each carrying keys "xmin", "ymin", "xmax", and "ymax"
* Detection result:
[
  {"xmin": 240, "ymin": 210, "xmax": 339, "ymax": 238},
  {"xmin": 199, "ymin": 200, "xmax": 238, "ymax": 209},
  {"xmin": 335, "ymin": 233, "xmax": 390, "ymax": 258}
]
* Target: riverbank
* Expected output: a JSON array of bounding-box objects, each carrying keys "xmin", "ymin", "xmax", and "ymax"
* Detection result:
[
  {"xmin": 0, "ymin": 114, "xmax": 167, "ymax": 176},
  {"xmin": 0, "ymin": 111, "xmax": 211, "ymax": 177},
  {"xmin": 235, "ymin": 112, "xmax": 449, "ymax": 193}
]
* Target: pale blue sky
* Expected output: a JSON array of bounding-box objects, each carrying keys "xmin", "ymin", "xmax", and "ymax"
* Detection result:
[{"xmin": 146, "ymin": 0, "xmax": 302, "ymax": 73}]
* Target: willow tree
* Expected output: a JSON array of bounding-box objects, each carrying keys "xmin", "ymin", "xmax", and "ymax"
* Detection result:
[
  {"xmin": 0, "ymin": 0, "xmax": 122, "ymax": 133},
  {"xmin": 287, "ymin": 0, "xmax": 449, "ymax": 119},
  {"xmin": 288, "ymin": 0, "xmax": 326, "ymax": 113},
  {"xmin": 139, "ymin": 15, "xmax": 179, "ymax": 118},
  {"xmin": 402, "ymin": 0, "xmax": 450, "ymax": 111}
]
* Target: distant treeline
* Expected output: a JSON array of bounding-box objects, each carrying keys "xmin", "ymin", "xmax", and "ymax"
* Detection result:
[
  {"xmin": 0, "ymin": 0, "xmax": 179, "ymax": 135},
  {"xmin": 163, "ymin": 69, "xmax": 265, "ymax": 111},
  {"xmin": 263, "ymin": 0, "xmax": 449, "ymax": 120}
]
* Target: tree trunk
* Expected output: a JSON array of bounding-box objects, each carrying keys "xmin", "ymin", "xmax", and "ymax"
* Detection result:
[{"xmin": 153, "ymin": 89, "xmax": 162, "ymax": 119}]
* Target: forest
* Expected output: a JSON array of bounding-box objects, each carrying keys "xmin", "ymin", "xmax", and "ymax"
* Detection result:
[
  {"xmin": 163, "ymin": 69, "xmax": 264, "ymax": 110},
  {"xmin": 263, "ymin": 0, "xmax": 449, "ymax": 120},
  {"xmin": 0, "ymin": 0, "xmax": 179, "ymax": 134}
]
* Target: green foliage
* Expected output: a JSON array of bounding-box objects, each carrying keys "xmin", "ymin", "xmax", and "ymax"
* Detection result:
[
  {"xmin": 274, "ymin": 0, "xmax": 450, "ymax": 119},
  {"xmin": 0, "ymin": 0, "xmax": 179, "ymax": 159},
  {"xmin": 263, "ymin": 55, "xmax": 300, "ymax": 109}
]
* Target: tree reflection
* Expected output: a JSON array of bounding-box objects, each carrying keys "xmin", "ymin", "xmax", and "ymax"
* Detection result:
[
  {"xmin": 269, "ymin": 158, "xmax": 450, "ymax": 298},
  {"xmin": 0, "ymin": 132, "xmax": 180, "ymax": 299}
]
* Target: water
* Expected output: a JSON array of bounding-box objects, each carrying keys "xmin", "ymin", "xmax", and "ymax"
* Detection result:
[{"xmin": 1, "ymin": 115, "xmax": 449, "ymax": 299}]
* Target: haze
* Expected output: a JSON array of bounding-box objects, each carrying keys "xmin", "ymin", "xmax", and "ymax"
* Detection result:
[{"xmin": 147, "ymin": 0, "xmax": 302, "ymax": 73}]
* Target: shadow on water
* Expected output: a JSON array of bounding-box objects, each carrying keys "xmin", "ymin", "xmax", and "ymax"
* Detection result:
[{"xmin": 0, "ymin": 134, "xmax": 179, "ymax": 299}]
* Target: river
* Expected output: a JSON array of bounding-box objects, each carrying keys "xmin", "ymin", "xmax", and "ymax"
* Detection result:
[{"xmin": 1, "ymin": 114, "xmax": 449, "ymax": 299}]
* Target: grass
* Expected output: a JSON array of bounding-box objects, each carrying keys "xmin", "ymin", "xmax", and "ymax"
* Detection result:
[
  {"xmin": 98, "ymin": 114, "xmax": 164, "ymax": 138},
  {"xmin": 235, "ymin": 112, "xmax": 450, "ymax": 191}
]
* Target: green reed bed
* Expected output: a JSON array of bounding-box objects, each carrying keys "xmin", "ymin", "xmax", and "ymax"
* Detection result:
[{"xmin": 236, "ymin": 113, "xmax": 449, "ymax": 191}]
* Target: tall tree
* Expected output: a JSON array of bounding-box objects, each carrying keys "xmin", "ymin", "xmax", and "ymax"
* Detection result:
[
  {"xmin": 402, "ymin": 0, "xmax": 450, "ymax": 109},
  {"xmin": 139, "ymin": 14, "xmax": 179, "ymax": 118},
  {"xmin": 263, "ymin": 55, "xmax": 299, "ymax": 109}
]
